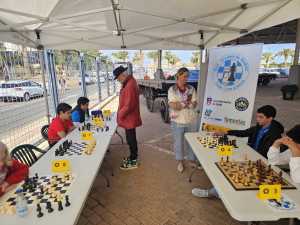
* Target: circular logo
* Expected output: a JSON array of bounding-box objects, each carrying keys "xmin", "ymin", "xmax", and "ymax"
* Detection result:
[
  {"xmin": 235, "ymin": 97, "xmax": 249, "ymax": 111},
  {"xmin": 213, "ymin": 55, "xmax": 249, "ymax": 90}
]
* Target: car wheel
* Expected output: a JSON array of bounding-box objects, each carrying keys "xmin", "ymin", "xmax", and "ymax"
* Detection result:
[{"xmin": 23, "ymin": 93, "xmax": 30, "ymax": 101}]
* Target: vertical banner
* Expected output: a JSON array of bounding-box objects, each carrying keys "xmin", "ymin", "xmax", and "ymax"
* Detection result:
[{"xmin": 201, "ymin": 44, "xmax": 263, "ymax": 131}]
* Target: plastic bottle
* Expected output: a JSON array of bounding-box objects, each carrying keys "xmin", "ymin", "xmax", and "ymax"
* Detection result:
[{"xmin": 15, "ymin": 188, "xmax": 28, "ymax": 217}]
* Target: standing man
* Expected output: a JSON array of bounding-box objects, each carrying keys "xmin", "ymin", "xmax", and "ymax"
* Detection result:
[{"xmin": 114, "ymin": 66, "xmax": 142, "ymax": 170}]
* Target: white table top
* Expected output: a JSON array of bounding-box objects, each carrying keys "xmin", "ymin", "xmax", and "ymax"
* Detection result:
[
  {"xmin": 185, "ymin": 132, "xmax": 300, "ymax": 222},
  {"xmin": 1, "ymin": 114, "xmax": 118, "ymax": 225}
]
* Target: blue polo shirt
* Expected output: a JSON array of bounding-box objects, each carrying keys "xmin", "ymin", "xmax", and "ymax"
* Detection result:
[{"xmin": 253, "ymin": 125, "xmax": 270, "ymax": 151}]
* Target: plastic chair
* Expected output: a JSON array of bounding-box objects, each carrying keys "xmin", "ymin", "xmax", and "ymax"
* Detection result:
[
  {"xmin": 10, "ymin": 144, "xmax": 46, "ymax": 167},
  {"xmin": 41, "ymin": 125, "xmax": 49, "ymax": 140}
]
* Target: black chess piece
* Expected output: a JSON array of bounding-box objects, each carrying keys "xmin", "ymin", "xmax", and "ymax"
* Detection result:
[
  {"xmin": 65, "ymin": 195, "xmax": 71, "ymax": 207},
  {"xmin": 36, "ymin": 203, "xmax": 41, "ymax": 212},
  {"xmin": 37, "ymin": 208, "xmax": 44, "ymax": 218},
  {"xmin": 96, "ymin": 128, "xmax": 99, "ymax": 132},
  {"xmin": 46, "ymin": 201, "xmax": 53, "ymax": 213},
  {"xmin": 40, "ymin": 186, "xmax": 44, "ymax": 194},
  {"xmin": 58, "ymin": 201, "xmax": 63, "ymax": 211},
  {"xmin": 105, "ymin": 126, "xmax": 109, "ymax": 132},
  {"xmin": 35, "ymin": 173, "xmax": 39, "ymax": 179}
]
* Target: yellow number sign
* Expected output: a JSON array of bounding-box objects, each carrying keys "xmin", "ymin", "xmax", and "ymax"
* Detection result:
[
  {"xmin": 51, "ymin": 160, "xmax": 71, "ymax": 173},
  {"xmin": 257, "ymin": 184, "xmax": 281, "ymax": 201},
  {"xmin": 217, "ymin": 145, "xmax": 233, "ymax": 156},
  {"xmin": 103, "ymin": 109, "xmax": 111, "ymax": 118},
  {"xmin": 81, "ymin": 131, "xmax": 94, "ymax": 141},
  {"xmin": 92, "ymin": 117, "xmax": 104, "ymax": 128}
]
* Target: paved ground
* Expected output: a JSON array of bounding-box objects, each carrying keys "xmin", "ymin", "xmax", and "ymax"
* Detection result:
[{"xmin": 76, "ymin": 78, "xmax": 300, "ymax": 225}]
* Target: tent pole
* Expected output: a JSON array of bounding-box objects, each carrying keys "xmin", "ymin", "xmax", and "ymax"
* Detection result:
[
  {"xmin": 79, "ymin": 52, "xmax": 87, "ymax": 97},
  {"xmin": 196, "ymin": 31, "xmax": 209, "ymax": 131},
  {"xmin": 158, "ymin": 49, "xmax": 162, "ymax": 70},
  {"xmin": 96, "ymin": 57, "xmax": 102, "ymax": 102},
  {"xmin": 293, "ymin": 19, "xmax": 300, "ymax": 66}
]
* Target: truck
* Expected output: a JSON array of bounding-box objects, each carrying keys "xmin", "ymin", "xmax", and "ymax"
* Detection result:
[{"xmin": 137, "ymin": 69, "xmax": 199, "ymax": 123}]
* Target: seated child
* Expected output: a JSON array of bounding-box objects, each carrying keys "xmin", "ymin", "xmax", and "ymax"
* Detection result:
[
  {"xmin": 0, "ymin": 141, "xmax": 29, "ymax": 197},
  {"xmin": 268, "ymin": 125, "xmax": 300, "ymax": 183},
  {"xmin": 48, "ymin": 103, "xmax": 74, "ymax": 147}
]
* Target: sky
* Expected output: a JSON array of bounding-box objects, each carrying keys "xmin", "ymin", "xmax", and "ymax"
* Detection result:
[{"xmin": 101, "ymin": 43, "xmax": 296, "ymax": 65}]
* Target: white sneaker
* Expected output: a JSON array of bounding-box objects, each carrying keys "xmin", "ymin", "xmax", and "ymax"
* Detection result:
[
  {"xmin": 192, "ymin": 188, "xmax": 209, "ymax": 198},
  {"xmin": 177, "ymin": 162, "xmax": 184, "ymax": 173}
]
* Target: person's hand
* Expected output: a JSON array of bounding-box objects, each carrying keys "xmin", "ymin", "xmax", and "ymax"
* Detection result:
[
  {"xmin": 280, "ymin": 137, "xmax": 300, "ymax": 157},
  {"xmin": 214, "ymin": 131, "xmax": 226, "ymax": 136},
  {"xmin": 281, "ymin": 136, "xmax": 295, "ymax": 147},
  {"xmin": 0, "ymin": 182, "xmax": 9, "ymax": 193},
  {"xmin": 273, "ymin": 138, "xmax": 284, "ymax": 148}
]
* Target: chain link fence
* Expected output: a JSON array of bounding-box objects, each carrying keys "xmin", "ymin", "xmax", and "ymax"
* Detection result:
[{"xmin": 0, "ymin": 43, "xmax": 118, "ymax": 150}]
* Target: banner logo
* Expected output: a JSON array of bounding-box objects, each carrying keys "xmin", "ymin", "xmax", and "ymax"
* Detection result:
[
  {"xmin": 235, "ymin": 97, "xmax": 249, "ymax": 111},
  {"xmin": 214, "ymin": 55, "xmax": 249, "ymax": 91}
]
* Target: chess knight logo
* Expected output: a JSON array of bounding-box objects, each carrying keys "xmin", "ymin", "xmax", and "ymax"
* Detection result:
[
  {"xmin": 235, "ymin": 97, "xmax": 249, "ymax": 111},
  {"xmin": 204, "ymin": 108, "xmax": 213, "ymax": 117},
  {"xmin": 213, "ymin": 55, "xmax": 249, "ymax": 91}
]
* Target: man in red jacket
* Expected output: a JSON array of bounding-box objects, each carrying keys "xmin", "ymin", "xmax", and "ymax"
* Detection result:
[{"xmin": 114, "ymin": 66, "xmax": 142, "ymax": 170}]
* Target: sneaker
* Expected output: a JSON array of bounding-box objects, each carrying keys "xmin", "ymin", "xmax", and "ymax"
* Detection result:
[
  {"xmin": 192, "ymin": 188, "xmax": 209, "ymax": 198},
  {"xmin": 120, "ymin": 159, "xmax": 138, "ymax": 170},
  {"xmin": 192, "ymin": 188, "xmax": 219, "ymax": 198},
  {"xmin": 177, "ymin": 162, "xmax": 184, "ymax": 173}
]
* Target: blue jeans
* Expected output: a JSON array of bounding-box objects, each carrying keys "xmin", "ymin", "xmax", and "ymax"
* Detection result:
[{"xmin": 171, "ymin": 121, "xmax": 196, "ymax": 161}]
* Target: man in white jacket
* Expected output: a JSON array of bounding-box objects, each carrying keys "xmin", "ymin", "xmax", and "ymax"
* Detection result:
[{"xmin": 267, "ymin": 125, "xmax": 300, "ymax": 183}]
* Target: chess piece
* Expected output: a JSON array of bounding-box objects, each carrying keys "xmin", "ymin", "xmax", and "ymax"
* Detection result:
[
  {"xmin": 65, "ymin": 195, "xmax": 71, "ymax": 207},
  {"xmin": 46, "ymin": 201, "xmax": 53, "ymax": 213},
  {"xmin": 226, "ymin": 156, "xmax": 229, "ymax": 162},
  {"xmin": 58, "ymin": 201, "xmax": 63, "ymax": 211},
  {"xmin": 36, "ymin": 204, "xmax": 43, "ymax": 217}
]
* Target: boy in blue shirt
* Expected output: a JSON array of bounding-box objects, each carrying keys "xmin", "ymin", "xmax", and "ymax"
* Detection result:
[{"xmin": 71, "ymin": 97, "xmax": 89, "ymax": 126}]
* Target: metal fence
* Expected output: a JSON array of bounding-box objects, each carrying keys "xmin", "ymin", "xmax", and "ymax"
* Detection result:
[{"xmin": 0, "ymin": 44, "xmax": 118, "ymax": 150}]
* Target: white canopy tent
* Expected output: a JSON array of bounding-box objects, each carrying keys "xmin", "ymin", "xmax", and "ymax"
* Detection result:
[{"xmin": 0, "ymin": 0, "xmax": 299, "ymax": 50}]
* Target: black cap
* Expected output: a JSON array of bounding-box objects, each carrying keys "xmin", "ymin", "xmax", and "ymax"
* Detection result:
[
  {"xmin": 113, "ymin": 66, "xmax": 127, "ymax": 80},
  {"xmin": 286, "ymin": 125, "xmax": 300, "ymax": 144}
]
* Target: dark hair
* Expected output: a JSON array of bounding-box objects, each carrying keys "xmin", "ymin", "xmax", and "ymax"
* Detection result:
[
  {"xmin": 286, "ymin": 125, "xmax": 300, "ymax": 144},
  {"xmin": 77, "ymin": 97, "xmax": 89, "ymax": 106},
  {"xmin": 176, "ymin": 67, "xmax": 189, "ymax": 77},
  {"xmin": 257, "ymin": 105, "xmax": 276, "ymax": 118},
  {"xmin": 56, "ymin": 103, "xmax": 72, "ymax": 114}
]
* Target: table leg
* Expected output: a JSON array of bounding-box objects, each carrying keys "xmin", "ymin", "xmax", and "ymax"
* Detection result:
[
  {"xmin": 189, "ymin": 167, "xmax": 197, "ymax": 183},
  {"xmin": 115, "ymin": 129, "xmax": 124, "ymax": 144},
  {"xmin": 100, "ymin": 171, "xmax": 110, "ymax": 187},
  {"xmin": 289, "ymin": 218, "xmax": 295, "ymax": 225}
]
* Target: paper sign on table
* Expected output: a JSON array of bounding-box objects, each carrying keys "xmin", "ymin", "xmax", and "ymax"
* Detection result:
[
  {"xmin": 81, "ymin": 131, "xmax": 94, "ymax": 140},
  {"xmin": 51, "ymin": 160, "xmax": 71, "ymax": 173},
  {"xmin": 217, "ymin": 145, "xmax": 233, "ymax": 156},
  {"xmin": 257, "ymin": 184, "xmax": 281, "ymax": 201},
  {"xmin": 103, "ymin": 109, "xmax": 112, "ymax": 117},
  {"xmin": 93, "ymin": 117, "xmax": 104, "ymax": 127}
]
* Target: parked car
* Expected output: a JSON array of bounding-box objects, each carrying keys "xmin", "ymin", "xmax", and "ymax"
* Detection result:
[
  {"xmin": 79, "ymin": 74, "xmax": 95, "ymax": 85},
  {"xmin": 0, "ymin": 80, "xmax": 44, "ymax": 102}
]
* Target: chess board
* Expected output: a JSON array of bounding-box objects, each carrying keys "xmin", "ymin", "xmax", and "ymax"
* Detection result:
[
  {"xmin": 5, "ymin": 174, "xmax": 74, "ymax": 206},
  {"xmin": 197, "ymin": 135, "xmax": 237, "ymax": 149},
  {"xmin": 61, "ymin": 142, "xmax": 87, "ymax": 156},
  {"xmin": 215, "ymin": 160, "xmax": 296, "ymax": 191}
]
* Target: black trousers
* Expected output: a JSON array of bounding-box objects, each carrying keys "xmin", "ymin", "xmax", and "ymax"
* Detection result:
[{"xmin": 125, "ymin": 128, "xmax": 138, "ymax": 160}]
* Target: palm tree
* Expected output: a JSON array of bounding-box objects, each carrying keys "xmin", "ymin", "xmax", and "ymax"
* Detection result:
[
  {"xmin": 261, "ymin": 52, "xmax": 274, "ymax": 68},
  {"xmin": 190, "ymin": 51, "xmax": 200, "ymax": 67},
  {"xmin": 111, "ymin": 51, "xmax": 128, "ymax": 62},
  {"xmin": 275, "ymin": 48, "xmax": 294, "ymax": 67},
  {"xmin": 147, "ymin": 51, "xmax": 159, "ymax": 65},
  {"xmin": 132, "ymin": 50, "xmax": 144, "ymax": 66},
  {"xmin": 164, "ymin": 51, "xmax": 179, "ymax": 68}
]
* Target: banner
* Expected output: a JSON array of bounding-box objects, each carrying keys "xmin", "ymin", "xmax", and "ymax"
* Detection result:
[{"xmin": 201, "ymin": 44, "xmax": 263, "ymax": 131}]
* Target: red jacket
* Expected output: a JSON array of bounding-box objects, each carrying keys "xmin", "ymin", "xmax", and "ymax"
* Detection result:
[
  {"xmin": 0, "ymin": 160, "xmax": 29, "ymax": 197},
  {"xmin": 117, "ymin": 76, "xmax": 142, "ymax": 129}
]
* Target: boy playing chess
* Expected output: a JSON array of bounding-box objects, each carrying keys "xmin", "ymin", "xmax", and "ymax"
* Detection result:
[
  {"xmin": 0, "ymin": 141, "xmax": 29, "ymax": 197},
  {"xmin": 268, "ymin": 125, "xmax": 300, "ymax": 183}
]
